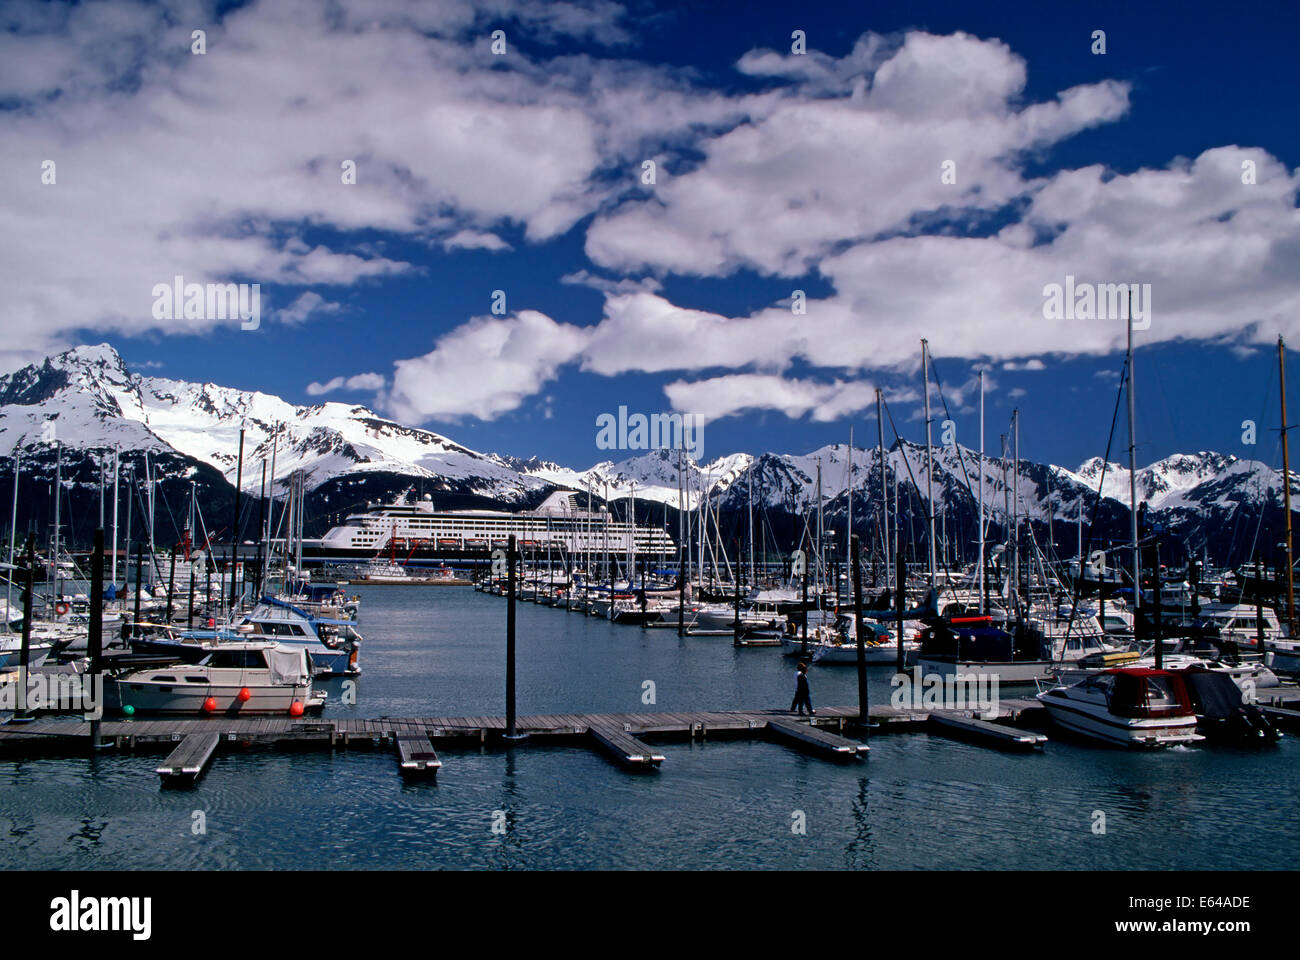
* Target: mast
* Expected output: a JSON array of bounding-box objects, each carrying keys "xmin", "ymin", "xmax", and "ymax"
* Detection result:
[
  {"xmin": 747, "ymin": 466, "xmax": 755, "ymax": 588},
  {"xmin": 110, "ymin": 446, "xmax": 119, "ymax": 588},
  {"xmin": 922, "ymin": 338, "xmax": 937, "ymax": 591},
  {"xmin": 876, "ymin": 390, "xmax": 890, "ymax": 594},
  {"xmin": 1280, "ymin": 335, "xmax": 1296, "ymax": 636},
  {"xmin": 52, "ymin": 441, "xmax": 61, "ymax": 600},
  {"xmin": 845, "ymin": 427, "xmax": 854, "ymax": 574},
  {"xmin": 229, "ymin": 428, "xmax": 244, "ymax": 616},
  {"xmin": 815, "ymin": 458, "xmax": 824, "ymax": 592},
  {"xmin": 978, "ymin": 371, "xmax": 985, "ymax": 614},
  {"xmin": 6, "ymin": 450, "xmax": 17, "ymax": 624},
  {"xmin": 1127, "ymin": 289, "xmax": 1141, "ymax": 611},
  {"xmin": 1013, "ymin": 409, "xmax": 1020, "ymax": 606}
]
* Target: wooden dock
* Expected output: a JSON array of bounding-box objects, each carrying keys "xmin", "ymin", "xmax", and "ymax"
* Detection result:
[
  {"xmin": 156, "ymin": 732, "xmax": 221, "ymax": 785},
  {"xmin": 0, "ymin": 699, "xmax": 1057, "ymax": 786}
]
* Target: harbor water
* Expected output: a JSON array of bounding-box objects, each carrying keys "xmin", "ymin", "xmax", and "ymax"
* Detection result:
[{"xmin": 2, "ymin": 585, "xmax": 1298, "ymax": 870}]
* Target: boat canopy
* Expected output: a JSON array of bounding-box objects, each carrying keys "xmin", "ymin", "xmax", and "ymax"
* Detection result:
[
  {"xmin": 1104, "ymin": 669, "xmax": 1194, "ymax": 719},
  {"xmin": 266, "ymin": 644, "xmax": 310, "ymax": 684}
]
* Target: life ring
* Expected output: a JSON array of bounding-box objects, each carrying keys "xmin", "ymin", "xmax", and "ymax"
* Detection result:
[{"xmin": 54, "ymin": 601, "xmax": 70, "ymax": 616}]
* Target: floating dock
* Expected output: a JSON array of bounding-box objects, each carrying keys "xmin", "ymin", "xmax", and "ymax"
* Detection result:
[{"xmin": 0, "ymin": 700, "xmax": 1055, "ymax": 785}]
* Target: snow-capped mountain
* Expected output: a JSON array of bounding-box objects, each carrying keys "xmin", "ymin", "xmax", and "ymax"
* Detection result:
[
  {"xmin": 0, "ymin": 343, "xmax": 1294, "ymax": 562},
  {"xmin": 0, "ymin": 344, "xmax": 549, "ymax": 503}
]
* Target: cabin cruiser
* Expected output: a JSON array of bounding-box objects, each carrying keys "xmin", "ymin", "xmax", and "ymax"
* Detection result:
[
  {"xmin": 1194, "ymin": 603, "xmax": 1286, "ymax": 651},
  {"xmin": 149, "ymin": 597, "xmax": 363, "ymax": 676},
  {"xmin": 103, "ymin": 642, "xmax": 324, "ymax": 715},
  {"xmin": 1037, "ymin": 668, "xmax": 1203, "ymax": 747},
  {"xmin": 917, "ymin": 618, "xmax": 1055, "ymax": 684}
]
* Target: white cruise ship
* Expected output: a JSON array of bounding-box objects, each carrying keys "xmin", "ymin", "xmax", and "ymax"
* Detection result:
[{"xmin": 302, "ymin": 490, "xmax": 676, "ymax": 560}]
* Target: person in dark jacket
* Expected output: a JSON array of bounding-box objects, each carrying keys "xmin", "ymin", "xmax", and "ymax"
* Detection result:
[{"xmin": 790, "ymin": 661, "xmax": 814, "ymax": 716}]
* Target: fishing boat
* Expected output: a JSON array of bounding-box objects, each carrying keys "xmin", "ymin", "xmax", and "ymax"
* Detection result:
[
  {"xmin": 1036, "ymin": 667, "xmax": 1203, "ymax": 747},
  {"xmin": 103, "ymin": 642, "xmax": 324, "ymax": 715}
]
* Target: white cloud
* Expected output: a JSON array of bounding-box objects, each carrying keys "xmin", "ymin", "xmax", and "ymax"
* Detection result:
[
  {"xmin": 664, "ymin": 374, "xmax": 881, "ymax": 423},
  {"xmin": 305, "ymin": 371, "xmax": 386, "ymax": 396},
  {"xmin": 442, "ymin": 230, "xmax": 513, "ymax": 252},
  {"xmin": 385, "ymin": 310, "xmax": 589, "ymax": 421},
  {"xmin": 278, "ymin": 291, "xmax": 343, "ymax": 326}
]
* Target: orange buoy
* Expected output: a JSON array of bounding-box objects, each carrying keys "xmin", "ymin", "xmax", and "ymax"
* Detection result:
[
  {"xmin": 55, "ymin": 601, "xmax": 70, "ymax": 616},
  {"xmin": 202, "ymin": 696, "xmax": 218, "ymax": 713},
  {"xmin": 289, "ymin": 700, "xmax": 304, "ymax": 717},
  {"xmin": 237, "ymin": 687, "xmax": 252, "ymax": 702}
]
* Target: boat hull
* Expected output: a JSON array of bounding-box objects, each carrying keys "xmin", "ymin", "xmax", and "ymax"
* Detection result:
[
  {"xmin": 1038, "ymin": 693, "xmax": 1203, "ymax": 747},
  {"xmin": 917, "ymin": 657, "xmax": 1052, "ymax": 684},
  {"xmin": 104, "ymin": 678, "xmax": 320, "ymax": 715}
]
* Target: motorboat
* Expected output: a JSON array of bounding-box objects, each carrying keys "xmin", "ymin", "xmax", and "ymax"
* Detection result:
[
  {"xmin": 0, "ymin": 633, "xmax": 52, "ymax": 669},
  {"xmin": 800, "ymin": 614, "xmax": 918, "ymax": 665},
  {"xmin": 917, "ymin": 617, "xmax": 1055, "ymax": 684},
  {"xmin": 103, "ymin": 642, "xmax": 324, "ymax": 715},
  {"xmin": 1036, "ymin": 667, "xmax": 1203, "ymax": 747}
]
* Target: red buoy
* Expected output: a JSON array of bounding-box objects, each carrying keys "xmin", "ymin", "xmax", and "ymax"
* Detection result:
[
  {"xmin": 202, "ymin": 696, "xmax": 218, "ymax": 713},
  {"xmin": 237, "ymin": 687, "xmax": 252, "ymax": 702},
  {"xmin": 289, "ymin": 700, "xmax": 304, "ymax": 717},
  {"xmin": 207, "ymin": 618, "xmax": 215, "ymax": 628}
]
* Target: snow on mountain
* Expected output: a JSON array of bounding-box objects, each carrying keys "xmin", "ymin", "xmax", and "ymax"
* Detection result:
[
  {"xmin": 0, "ymin": 344, "xmax": 1294, "ymax": 560},
  {"xmin": 520, "ymin": 449, "xmax": 754, "ymax": 508},
  {"xmin": 0, "ymin": 344, "xmax": 549, "ymax": 501}
]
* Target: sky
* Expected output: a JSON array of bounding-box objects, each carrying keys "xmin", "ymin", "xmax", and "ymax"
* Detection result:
[{"xmin": 3, "ymin": 0, "xmax": 1299, "ymax": 474}]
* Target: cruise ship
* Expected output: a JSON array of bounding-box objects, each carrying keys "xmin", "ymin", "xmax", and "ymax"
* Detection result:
[{"xmin": 301, "ymin": 490, "xmax": 677, "ymax": 562}]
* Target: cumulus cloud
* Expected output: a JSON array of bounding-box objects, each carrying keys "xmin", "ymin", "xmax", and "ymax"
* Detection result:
[{"xmin": 385, "ymin": 310, "xmax": 589, "ymax": 422}]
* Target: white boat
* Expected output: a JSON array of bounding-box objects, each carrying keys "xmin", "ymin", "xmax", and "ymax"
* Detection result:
[
  {"xmin": 1269, "ymin": 639, "xmax": 1300, "ymax": 676},
  {"xmin": 1037, "ymin": 667, "xmax": 1204, "ymax": 747},
  {"xmin": 799, "ymin": 615, "xmax": 918, "ymax": 664},
  {"xmin": 104, "ymin": 642, "xmax": 324, "ymax": 715},
  {"xmin": 0, "ymin": 633, "xmax": 52, "ymax": 669}
]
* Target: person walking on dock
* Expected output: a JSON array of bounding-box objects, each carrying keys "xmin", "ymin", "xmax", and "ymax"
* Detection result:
[{"xmin": 790, "ymin": 661, "xmax": 814, "ymax": 716}]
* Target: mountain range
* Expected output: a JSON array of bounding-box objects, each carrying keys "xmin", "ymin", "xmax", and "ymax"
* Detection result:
[{"xmin": 0, "ymin": 344, "xmax": 1294, "ymax": 565}]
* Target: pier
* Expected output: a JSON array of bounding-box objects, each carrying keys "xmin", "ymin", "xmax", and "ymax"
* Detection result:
[{"xmin": 0, "ymin": 699, "xmax": 1057, "ymax": 785}]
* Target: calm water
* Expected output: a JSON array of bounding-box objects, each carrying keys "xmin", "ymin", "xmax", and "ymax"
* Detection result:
[{"xmin": 2, "ymin": 585, "xmax": 1298, "ymax": 870}]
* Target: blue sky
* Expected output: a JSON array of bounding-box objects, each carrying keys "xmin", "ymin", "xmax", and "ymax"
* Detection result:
[{"xmin": 4, "ymin": 0, "xmax": 1299, "ymax": 471}]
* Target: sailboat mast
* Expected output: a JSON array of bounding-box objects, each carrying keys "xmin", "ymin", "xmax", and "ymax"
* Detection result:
[
  {"xmin": 876, "ymin": 390, "xmax": 889, "ymax": 593},
  {"xmin": 1127, "ymin": 290, "xmax": 1141, "ymax": 611},
  {"xmin": 747, "ymin": 467, "xmax": 754, "ymax": 587},
  {"xmin": 1013, "ymin": 410, "xmax": 1021, "ymax": 606},
  {"xmin": 7, "ymin": 450, "xmax": 18, "ymax": 621},
  {"xmin": 922, "ymin": 339, "xmax": 937, "ymax": 591},
  {"xmin": 845, "ymin": 426, "xmax": 853, "ymax": 575},
  {"xmin": 52, "ymin": 441, "xmax": 61, "ymax": 600},
  {"xmin": 110, "ymin": 445, "xmax": 119, "ymax": 587},
  {"xmin": 978, "ymin": 371, "xmax": 985, "ymax": 614},
  {"xmin": 1279, "ymin": 335, "xmax": 1296, "ymax": 635}
]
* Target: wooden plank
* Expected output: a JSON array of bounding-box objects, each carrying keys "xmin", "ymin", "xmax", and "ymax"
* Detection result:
[
  {"xmin": 587, "ymin": 722, "xmax": 664, "ymax": 771},
  {"xmin": 395, "ymin": 735, "xmax": 441, "ymax": 778},
  {"xmin": 929, "ymin": 712, "xmax": 1047, "ymax": 752},
  {"xmin": 766, "ymin": 717, "xmax": 868, "ymax": 761},
  {"xmin": 155, "ymin": 732, "xmax": 221, "ymax": 785}
]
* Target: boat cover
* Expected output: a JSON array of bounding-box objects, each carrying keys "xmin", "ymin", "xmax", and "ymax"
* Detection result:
[{"xmin": 266, "ymin": 644, "xmax": 309, "ymax": 685}]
